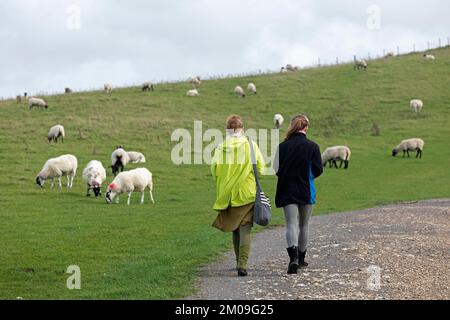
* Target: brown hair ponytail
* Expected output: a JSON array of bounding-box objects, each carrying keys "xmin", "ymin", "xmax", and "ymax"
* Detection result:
[{"xmin": 285, "ymin": 115, "xmax": 310, "ymax": 141}]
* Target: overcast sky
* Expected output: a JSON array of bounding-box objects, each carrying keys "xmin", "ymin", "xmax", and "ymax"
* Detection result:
[{"xmin": 1, "ymin": 0, "xmax": 448, "ymax": 98}]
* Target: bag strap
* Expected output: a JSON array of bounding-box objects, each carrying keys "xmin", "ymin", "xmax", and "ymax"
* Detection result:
[{"xmin": 248, "ymin": 138, "xmax": 262, "ymax": 191}]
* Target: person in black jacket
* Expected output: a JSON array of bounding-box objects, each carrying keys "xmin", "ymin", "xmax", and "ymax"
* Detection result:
[{"xmin": 273, "ymin": 115, "xmax": 323, "ymax": 274}]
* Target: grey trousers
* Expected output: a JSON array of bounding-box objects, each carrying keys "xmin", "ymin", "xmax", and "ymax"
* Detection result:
[{"xmin": 283, "ymin": 204, "xmax": 313, "ymax": 252}]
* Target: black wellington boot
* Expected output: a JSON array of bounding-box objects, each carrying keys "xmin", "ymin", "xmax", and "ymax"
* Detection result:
[
  {"xmin": 298, "ymin": 249, "xmax": 309, "ymax": 268},
  {"xmin": 287, "ymin": 246, "xmax": 299, "ymax": 274}
]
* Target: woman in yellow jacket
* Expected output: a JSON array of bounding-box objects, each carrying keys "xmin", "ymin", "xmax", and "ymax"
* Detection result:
[{"xmin": 211, "ymin": 115, "xmax": 265, "ymax": 277}]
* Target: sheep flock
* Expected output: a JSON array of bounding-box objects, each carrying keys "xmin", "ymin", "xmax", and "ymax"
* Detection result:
[{"xmin": 21, "ymin": 49, "xmax": 437, "ymax": 206}]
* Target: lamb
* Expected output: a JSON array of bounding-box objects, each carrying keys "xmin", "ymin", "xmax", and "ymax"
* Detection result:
[
  {"xmin": 48, "ymin": 125, "xmax": 65, "ymax": 143},
  {"xmin": 36, "ymin": 154, "xmax": 78, "ymax": 189},
  {"xmin": 354, "ymin": 59, "xmax": 368, "ymax": 70},
  {"xmin": 111, "ymin": 147, "xmax": 130, "ymax": 176},
  {"xmin": 234, "ymin": 86, "xmax": 246, "ymax": 98},
  {"xmin": 189, "ymin": 76, "xmax": 201, "ymax": 87},
  {"xmin": 392, "ymin": 139, "xmax": 424, "ymax": 158},
  {"xmin": 410, "ymin": 99, "xmax": 424, "ymax": 113},
  {"xmin": 385, "ymin": 52, "xmax": 395, "ymax": 58},
  {"xmin": 106, "ymin": 168, "xmax": 155, "ymax": 205},
  {"xmin": 274, "ymin": 114, "xmax": 284, "ymax": 129},
  {"xmin": 423, "ymin": 54, "xmax": 435, "ymax": 60},
  {"xmin": 247, "ymin": 83, "xmax": 257, "ymax": 94},
  {"xmin": 322, "ymin": 146, "xmax": 351, "ymax": 169},
  {"xmin": 127, "ymin": 151, "xmax": 146, "ymax": 163},
  {"xmin": 104, "ymin": 84, "xmax": 113, "ymax": 94},
  {"xmin": 65, "ymin": 87, "xmax": 73, "ymax": 94},
  {"xmin": 142, "ymin": 83, "xmax": 155, "ymax": 92},
  {"xmin": 82, "ymin": 160, "xmax": 107, "ymax": 198},
  {"xmin": 187, "ymin": 89, "xmax": 199, "ymax": 97},
  {"xmin": 28, "ymin": 97, "xmax": 48, "ymax": 110}
]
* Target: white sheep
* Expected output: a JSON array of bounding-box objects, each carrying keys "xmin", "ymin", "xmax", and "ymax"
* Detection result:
[
  {"xmin": 247, "ymin": 83, "xmax": 257, "ymax": 95},
  {"xmin": 48, "ymin": 125, "xmax": 65, "ymax": 143},
  {"xmin": 385, "ymin": 52, "xmax": 395, "ymax": 58},
  {"xmin": 354, "ymin": 59, "xmax": 368, "ymax": 71},
  {"xmin": 234, "ymin": 86, "xmax": 246, "ymax": 98},
  {"xmin": 104, "ymin": 84, "xmax": 113, "ymax": 94},
  {"xmin": 189, "ymin": 76, "xmax": 201, "ymax": 87},
  {"xmin": 187, "ymin": 89, "xmax": 199, "ymax": 97},
  {"xmin": 36, "ymin": 154, "xmax": 78, "ymax": 189},
  {"xmin": 392, "ymin": 139, "xmax": 425, "ymax": 158},
  {"xmin": 423, "ymin": 54, "xmax": 435, "ymax": 60},
  {"xmin": 322, "ymin": 146, "xmax": 351, "ymax": 169},
  {"xmin": 111, "ymin": 147, "xmax": 130, "ymax": 176},
  {"xmin": 286, "ymin": 64, "xmax": 299, "ymax": 72},
  {"xmin": 82, "ymin": 160, "xmax": 107, "ymax": 198},
  {"xmin": 106, "ymin": 168, "xmax": 155, "ymax": 205},
  {"xmin": 28, "ymin": 97, "xmax": 48, "ymax": 110},
  {"xmin": 142, "ymin": 83, "xmax": 154, "ymax": 92},
  {"xmin": 410, "ymin": 99, "xmax": 424, "ymax": 113},
  {"xmin": 127, "ymin": 151, "xmax": 146, "ymax": 163},
  {"xmin": 274, "ymin": 114, "xmax": 284, "ymax": 129}
]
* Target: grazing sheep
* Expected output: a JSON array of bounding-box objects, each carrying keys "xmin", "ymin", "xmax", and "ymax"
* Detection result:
[
  {"xmin": 410, "ymin": 99, "xmax": 424, "ymax": 113},
  {"xmin": 65, "ymin": 87, "xmax": 73, "ymax": 94},
  {"xmin": 322, "ymin": 146, "xmax": 351, "ymax": 169},
  {"xmin": 392, "ymin": 139, "xmax": 424, "ymax": 158},
  {"xmin": 82, "ymin": 160, "xmax": 107, "ymax": 198},
  {"xmin": 48, "ymin": 125, "xmax": 65, "ymax": 143},
  {"xmin": 234, "ymin": 86, "xmax": 245, "ymax": 98},
  {"xmin": 385, "ymin": 52, "xmax": 395, "ymax": 58},
  {"xmin": 28, "ymin": 97, "xmax": 48, "ymax": 110},
  {"xmin": 36, "ymin": 154, "xmax": 78, "ymax": 189},
  {"xmin": 104, "ymin": 84, "xmax": 113, "ymax": 94},
  {"xmin": 189, "ymin": 76, "xmax": 201, "ymax": 87},
  {"xmin": 286, "ymin": 64, "xmax": 299, "ymax": 72},
  {"xmin": 187, "ymin": 89, "xmax": 199, "ymax": 97},
  {"xmin": 247, "ymin": 83, "xmax": 257, "ymax": 94},
  {"xmin": 127, "ymin": 151, "xmax": 146, "ymax": 163},
  {"xmin": 274, "ymin": 114, "xmax": 284, "ymax": 129},
  {"xmin": 354, "ymin": 59, "xmax": 368, "ymax": 71},
  {"xmin": 142, "ymin": 83, "xmax": 155, "ymax": 92},
  {"xmin": 106, "ymin": 168, "xmax": 155, "ymax": 205},
  {"xmin": 111, "ymin": 147, "xmax": 130, "ymax": 176},
  {"xmin": 423, "ymin": 54, "xmax": 435, "ymax": 60}
]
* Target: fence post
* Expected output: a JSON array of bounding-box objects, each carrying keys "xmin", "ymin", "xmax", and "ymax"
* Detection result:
[
  {"xmin": 447, "ymin": 37, "xmax": 450, "ymax": 46},
  {"xmin": 397, "ymin": 46, "xmax": 400, "ymax": 56},
  {"xmin": 383, "ymin": 49, "xmax": 386, "ymax": 57},
  {"xmin": 427, "ymin": 41, "xmax": 430, "ymax": 50},
  {"xmin": 318, "ymin": 58, "xmax": 321, "ymax": 67},
  {"xmin": 413, "ymin": 43, "xmax": 416, "ymax": 52},
  {"xmin": 336, "ymin": 57, "xmax": 339, "ymax": 64},
  {"xmin": 438, "ymin": 38, "xmax": 441, "ymax": 48}
]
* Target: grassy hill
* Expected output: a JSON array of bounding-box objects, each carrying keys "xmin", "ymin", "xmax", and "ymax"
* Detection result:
[{"xmin": 0, "ymin": 47, "xmax": 449, "ymax": 299}]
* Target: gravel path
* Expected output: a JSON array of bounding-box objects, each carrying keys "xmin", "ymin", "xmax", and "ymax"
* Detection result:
[{"xmin": 189, "ymin": 199, "xmax": 450, "ymax": 300}]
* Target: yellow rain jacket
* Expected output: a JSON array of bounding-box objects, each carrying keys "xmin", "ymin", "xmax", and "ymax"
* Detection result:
[{"xmin": 211, "ymin": 136, "xmax": 266, "ymax": 211}]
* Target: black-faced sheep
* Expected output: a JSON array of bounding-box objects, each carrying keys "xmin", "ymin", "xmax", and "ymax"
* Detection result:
[
  {"xmin": 36, "ymin": 154, "xmax": 78, "ymax": 189},
  {"xmin": 322, "ymin": 146, "xmax": 351, "ymax": 169},
  {"xmin": 48, "ymin": 125, "xmax": 65, "ymax": 143},
  {"xmin": 392, "ymin": 139, "xmax": 424, "ymax": 158}
]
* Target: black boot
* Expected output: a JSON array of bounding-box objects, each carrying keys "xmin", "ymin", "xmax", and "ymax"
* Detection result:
[
  {"xmin": 287, "ymin": 246, "xmax": 299, "ymax": 274},
  {"xmin": 298, "ymin": 249, "xmax": 309, "ymax": 268}
]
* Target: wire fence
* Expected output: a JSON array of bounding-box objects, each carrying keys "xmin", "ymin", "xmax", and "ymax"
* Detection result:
[{"xmin": 2, "ymin": 37, "xmax": 449, "ymax": 101}]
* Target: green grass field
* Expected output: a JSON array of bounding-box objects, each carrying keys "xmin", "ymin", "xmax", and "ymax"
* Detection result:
[{"xmin": 0, "ymin": 48, "xmax": 449, "ymax": 299}]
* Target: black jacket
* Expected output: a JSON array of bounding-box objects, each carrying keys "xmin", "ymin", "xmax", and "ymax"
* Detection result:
[{"xmin": 274, "ymin": 133, "xmax": 323, "ymax": 208}]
